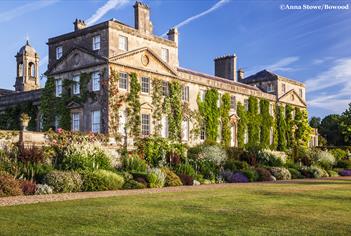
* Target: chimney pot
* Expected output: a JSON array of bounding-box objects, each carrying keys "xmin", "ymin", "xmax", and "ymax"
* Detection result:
[
  {"xmin": 74, "ymin": 19, "xmax": 86, "ymax": 31},
  {"xmin": 214, "ymin": 54, "xmax": 237, "ymax": 81}
]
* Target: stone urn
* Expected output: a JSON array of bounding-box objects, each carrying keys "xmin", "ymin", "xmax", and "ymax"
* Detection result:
[{"xmin": 20, "ymin": 113, "xmax": 31, "ymax": 131}]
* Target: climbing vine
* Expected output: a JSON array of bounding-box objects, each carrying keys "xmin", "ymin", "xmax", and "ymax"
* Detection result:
[
  {"xmin": 220, "ymin": 93, "xmax": 231, "ymax": 147},
  {"xmin": 276, "ymin": 105, "xmax": 287, "ymax": 151},
  {"xmin": 285, "ymin": 104, "xmax": 294, "ymax": 147},
  {"xmin": 167, "ymin": 81, "xmax": 182, "ymax": 141},
  {"xmin": 41, "ymin": 77, "xmax": 56, "ymax": 131},
  {"xmin": 237, "ymin": 102, "xmax": 247, "ymax": 148},
  {"xmin": 259, "ymin": 99, "xmax": 273, "ymax": 149},
  {"xmin": 126, "ymin": 73, "xmax": 141, "ymax": 139},
  {"xmin": 152, "ymin": 78, "xmax": 163, "ymax": 136},
  {"xmin": 197, "ymin": 88, "xmax": 220, "ymax": 143},
  {"xmin": 294, "ymin": 107, "xmax": 312, "ymax": 147},
  {"xmin": 247, "ymin": 96, "xmax": 260, "ymax": 148}
]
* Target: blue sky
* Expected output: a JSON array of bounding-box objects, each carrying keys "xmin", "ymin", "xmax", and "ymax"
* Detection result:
[{"xmin": 0, "ymin": 0, "xmax": 350, "ymax": 118}]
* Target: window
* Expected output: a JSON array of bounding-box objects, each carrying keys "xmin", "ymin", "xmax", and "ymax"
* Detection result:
[
  {"xmin": 119, "ymin": 110, "xmax": 127, "ymax": 135},
  {"xmin": 92, "ymin": 72, "xmax": 100, "ymax": 91},
  {"xmin": 91, "ymin": 110, "xmax": 101, "ymax": 133},
  {"xmin": 29, "ymin": 63, "xmax": 35, "ymax": 77},
  {"xmin": 200, "ymin": 125, "xmax": 205, "ymax": 141},
  {"xmin": 230, "ymin": 96, "xmax": 236, "ymax": 110},
  {"xmin": 119, "ymin": 72, "xmax": 128, "ymax": 90},
  {"xmin": 161, "ymin": 116, "xmax": 168, "ymax": 138},
  {"xmin": 54, "ymin": 116, "xmax": 59, "ymax": 130},
  {"xmin": 162, "ymin": 81, "xmax": 169, "ymax": 96},
  {"xmin": 161, "ymin": 48, "xmax": 169, "ymax": 62},
  {"xmin": 72, "ymin": 113, "xmax": 80, "ymax": 131},
  {"xmin": 244, "ymin": 99, "xmax": 249, "ymax": 111},
  {"xmin": 93, "ymin": 35, "xmax": 100, "ymax": 50},
  {"xmin": 267, "ymin": 83, "xmax": 274, "ymax": 92},
  {"xmin": 282, "ymin": 83, "xmax": 286, "ymax": 93},
  {"xmin": 72, "ymin": 75, "xmax": 80, "ymax": 95},
  {"xmin": 299, "ymin": 88, "xmax": 303, "ymax": 98},
  {"xmin": 199, "ymin": 90, "xmax": 205, "ymax": 101},
  {"xmin": 55, "ymin": 79, "xmax": 62, "ymax": 97},
  {"xmin": 119, "ymin": 35, "xmax": 128, "ymax": 51},
  {"xmin": 182, "ymin": 119, "xmax": 189, "ymax": 141},
  {"xmin": 244, "ymin": 129, "xmax": 249, "ymax": 144},
  {"xmin": 141, "ymin": 77, "xmax": 150, "ymax": 93},
  {"xmin": 269, "ymin": 103, "xmax": 274, "ymax": 116},
  {"xmin": 141, "ymin": 114, "xmax": 150, "ymax": 136},
  {"xmin": 56, "ymin": 46, "xmax": 63, "ymax": 60},
  {"xmin": 182, "ymin": 85, "xmax": 189, "ymax": 102},
  {"xmin": 18, "ymin": 63, "xmax": 23, "ymax": 77}
]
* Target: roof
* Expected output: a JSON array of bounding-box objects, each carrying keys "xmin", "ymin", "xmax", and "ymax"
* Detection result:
[
  {"xmin": 0, "ymin": 88, "xmax": 15, "ymax": 96},
  {"xmin": 177, "ymin": 67, "xmax": 261, "ymax": 91},
  {"xmin": 18, "ymin": 40, "xmax": 37, "ymax": 55},
  {"xmin": 243, "ymin": 69, "xmax": 304, "ymax": 87}
]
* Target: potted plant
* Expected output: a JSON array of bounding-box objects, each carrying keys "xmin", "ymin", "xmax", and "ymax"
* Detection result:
[{"xmin": 20, "ymin": 113, "xmax": 31, "ymax": 131}]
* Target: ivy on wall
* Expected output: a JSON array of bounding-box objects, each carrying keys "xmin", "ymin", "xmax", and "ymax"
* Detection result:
[
  {"xmin": 220, "ymin": 93, "xmax": 231, "ymax": 147},
  {"xmin": 167, "ymin": 81, "xmax": 182, "ymax": 141},
  {"xmin": 247, "ymin": 96, "xmax": 260, "ymax": 148},
  {"xmin": 182, "ymin": 102, "xmax": 201, "ymax": 140},
  {"xmin": 285, "ymin": 104, "xmax": 294, "ymax": 147},
  {"xmin": 294, "ymin": 107, "xmax": 312, "ymax": 147},
  {"xmin": 126, "ymin": 72, "xmax": 141, "ymax": 139},
  {"xmin": 237, "ymin": 102, "xmax": 247, "ymax": 148},
  {"xmin": 151, "ymin": 78, "xmax": 163, "ymax": 136},
  {"xmin": 259, "ymin": 99, "xmax": 273, "ymax": 149},
  {"xmin": 277, "ymin": 105, "xmax": 287, "ymax": 151},
  {"xmin": 41, "ymin": 77, "xmax": 56, "ymax": 131},
  {"xmin": 198, "ymin": 88, "xmax": 220, "ymax": 143}
]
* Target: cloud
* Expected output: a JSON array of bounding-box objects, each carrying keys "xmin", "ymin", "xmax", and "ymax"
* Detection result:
[
  {"xmin": 85, "ymin": 0, "xmax": 130, "ymax": 26},
  {"xmin": 246, "ymin": 56, "xmax": 299, "ymax": 75},
  {"xmin": 312, "ymin": 57, "xmax": 334, "ymax": 65},
  {"xmin": 162, "ymin": 0, "xmax": 230, "ymax": 36},
  {"xmin": 307, "ymin": 58, "xmax": 351, "ymax": 113},
  {"xmin": 0, "ymin": 0, "xmax": 58, "ymax": 23}
]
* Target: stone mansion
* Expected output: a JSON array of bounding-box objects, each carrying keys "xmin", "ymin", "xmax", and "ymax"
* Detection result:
[{"xmin": 0, "ymin": 2, "xmax": 316, "ymax": 147}]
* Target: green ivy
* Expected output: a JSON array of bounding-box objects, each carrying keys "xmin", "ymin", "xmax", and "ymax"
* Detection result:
[
  {"xmin": 41, "ymin": 77, "xmax": 56, "ymax": 131},
  {"xmin": 285, "ymin": 104, "xmax": 295, "ymax": 147},
  {"xmin": 197, "ymin": 88, "xmax": 220, "ymax": 143},
  {"xmin": 277, "ymin": 105, "xmax": 287, "ymax": 151},
  {"xmin": 247, "ymin": 96, "xmax": 260, "ymax": 148},
  {"xmin": 259, "ymin": 99, "xmax": 273, "ymax": 149},
  {"xmin": 220, "ymin": 93, "xmax": 231, "ymax": 147},
  {"xmin": 126, "ymin": 72, "xmax": 141, "ymax": 139},
  {"xmin": 295, "ymin": 107, "xmax": 312, "ymax": 147},
  {"xmin": 109, "ymin": 69, "xmax": 124, "ymax": 141},
  {"xmin": 237, "ymin": 102, "xmax": 247, "ymax": 148},
  {"xmin": 167, "ymin": 81, "xmax": 182, "ymax": 141},
  {"xmin": 151, "ymin": 78, "xmax": 163, "ymax": 136}
]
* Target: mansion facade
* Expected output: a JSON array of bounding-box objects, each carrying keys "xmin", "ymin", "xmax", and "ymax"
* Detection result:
[{"xmin": 0, "ymin": 2, "xmax": 315, "ymax": 147}]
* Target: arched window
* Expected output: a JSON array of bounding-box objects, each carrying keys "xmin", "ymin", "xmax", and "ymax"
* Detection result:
[
  {"xmin": 30, "ymin": 63, "xmax": 35, "ymax": 77},
  {"xmin": 18, "ymin": 63, "xmax": 23, "ymax": 77}
]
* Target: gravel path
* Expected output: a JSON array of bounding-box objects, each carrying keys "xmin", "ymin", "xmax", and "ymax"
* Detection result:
[{"xmin": 1, "ymin": 177, "xmax": 350, "ymax": 207}]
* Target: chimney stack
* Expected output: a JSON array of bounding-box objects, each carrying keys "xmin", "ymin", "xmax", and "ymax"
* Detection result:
[
  {"xmin": 167, "ymin": 28, "xmax": 178, "ymax": 45},
  {"xmin": 134, "ymin": 1, "xmax": 153, "ymax": 35},
  {"xmin": 214, "ymin": 54, "xmax": 237, "ymax": 82},
  {"xmin": 237, "ymin": 68, "xmax": 245, "ymax": 81},
  {"xmin": 74, "ymin": 19, "xmax": 86, "ymax": 31}
]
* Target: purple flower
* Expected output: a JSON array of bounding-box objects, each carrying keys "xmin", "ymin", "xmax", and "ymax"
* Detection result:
[{"xmin": 339, "ymin": 169, "xmax": 351, "ymax": 176}]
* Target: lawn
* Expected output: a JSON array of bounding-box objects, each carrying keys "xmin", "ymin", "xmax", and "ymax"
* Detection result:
[{"xmin": 1, "ymin": 179, "xmax": 351, "ymax": 235}]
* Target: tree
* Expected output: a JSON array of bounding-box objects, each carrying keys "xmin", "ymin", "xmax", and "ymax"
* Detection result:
[
  {"xmin": 340, "ymin": 103, "xmax": 351, "ymax": 145},
  {"xmin": 309, "ymin": 116, "xmax": 321, "ymax": 129},
  {"xmin": 319, "ymin": 114, "xmax": 344, "ymax": 146}
]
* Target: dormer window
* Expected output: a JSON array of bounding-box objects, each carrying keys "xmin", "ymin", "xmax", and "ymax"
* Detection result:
[
  {"xmin": 161, "ymin": 48, "xmax": 169, "ymax": 62},
  {"xmin": 56, "ymin": 46, "xmax": 63, "ymax": 60},
  {"xmin": 267, "ymin": 83, "xmax": 274, "ymax": 92},
  {"xmin": 119, "ymin": 35, "xmax": 128, "ymax": 51},
  {"xmin": 93, "ymin": 35, "xmax": 100, "ymax": 50}
]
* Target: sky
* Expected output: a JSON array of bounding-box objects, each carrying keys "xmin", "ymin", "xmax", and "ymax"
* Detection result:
[{"xmin": 0, "ymin": 0, "xmax": 350, "ymax": 119}]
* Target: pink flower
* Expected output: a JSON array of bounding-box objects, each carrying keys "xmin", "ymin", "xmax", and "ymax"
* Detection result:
[
  {"xmin": 52, "ymin": 139, "xmax": 57, "ymax": 144},
  {"xmin": 57, "ymin": 128, "xmax": 63, "ymax": 134}
]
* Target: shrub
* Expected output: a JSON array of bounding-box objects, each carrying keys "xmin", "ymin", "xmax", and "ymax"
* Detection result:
[
  {"xmin": 196, "ymin": 160, "xmax": 218, "ymax": 181},
  {"xmin": 0, "ymin": 172, "xmax": 22, "ymax": 197},
  {"xmin": 188, "ymin": 144, "xmax": 227, "ymax": 166},
  {"xmin": 301, "ymin": 166, "xmax": 329, "ymax": 178},
  {"xmin": 176, "ymin": 163, "xmax": 196, "ymax": 177},
  {"xmin": 147, "ymin": 168, "xmax": 165, "ymax": 188},
  {"xmin": 226, "ymin": 147, "xmax": 245, "ymax": 160},
  {"xmin": 35, "ymin": 184, "xmax": 53, "ymax": 195},
  {"xmin": 122, "ymin": 180, "xmax": 145, "ymax": 189},
  {"xmin": 339, "ymin": 169, "xmax": 351, "ymax": 176},
  {"xmin": 314, "ymin": 151, "xmax": 335, "ymax": 170},
  {"xmin": 43, "ymin": 171, "xmax": 82, "ymax": 193},
  {"xmin": 222, "ymin": 171, "xmax": 249, "ymax": 183},
  {"xmin": 327, "ymin": 170, "xmax": 339, "ymax": 177},
  {"xmin": 257, "ymin": 150, "xmax": 286, "ymax": 167},
  {"xmin": 21, "ymin": 180, "xmax": 36, "ymax": 195},
  {"xmin": 269, "ymin": 167, "xmax": 291, "ymax": 180},
  {"xmin": 241, "ymin": 169, "xmax": 257, "ymax": 182},
  {"xmin": 178, "ymin": 174, "xmax": 193, "ymax": 186},
  {"xmin": 224, "ymin": 160, "xmax": 249, "ymax": 171},
  {"xmin": 239, "ymin": 149, "xmax": 258, "ymax": 166},
  {"xmin": 122, "ymin": 153, "xmax": 147, "ymax": 172},
  {"xmin": 161, "ymin": 168, "xmax": 182, "ymax": 187},
  {"xmin": 288, "ymin": 168, "xmax": 304, "ymax": 179},
  {"xmin": 135, "ymin": 177, "xmax": 148, "ymax": 187},
  {"xmin": 330, "ymin": 148, "xmax": 348, "ymax": 160},
  {"xmin": 336, "ymin": 160, "xmax": 351, "ymax": 169},
  {"xmin": 256, "ymin": 167, "xmax": 274, "ymax": 181},
  {"xmin": 80, "ymin": 170, "xmax": 124, "ymax": 191},
  {"xmin": 61, "ymin": 142, "xmax": 112, "ymax": 171}
]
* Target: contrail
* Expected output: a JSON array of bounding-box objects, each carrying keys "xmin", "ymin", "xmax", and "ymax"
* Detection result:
[
  {"xmin": 86, "ymin": 0, "xmax": 130, "ymax": 26},
  {"xmin": 162, "ymin": 0, "xmax": 230, "ymax": 36}
]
